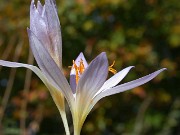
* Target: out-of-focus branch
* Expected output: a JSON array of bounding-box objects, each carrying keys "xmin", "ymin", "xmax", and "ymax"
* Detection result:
[
  {"xmin": 27, "ymin": 104, "xmax": 44, "ymax": 135},
  {"xmin": 158, "ymin": 98, "xmax": 180, "ymax": 135},
  {"xmin": 20, "ymin": 49, "xmax": 34, "ymax": 135},
  {"xmin": 132, "ymin": 95, "xmax": 153, "ymax": 135},
  {"xmin": 0, "ymin": 37, "xmax": 15, "ymax": 72},
  {"xmin": 0, "ymin": 40, "xmax": 23, "ymax": 130}
]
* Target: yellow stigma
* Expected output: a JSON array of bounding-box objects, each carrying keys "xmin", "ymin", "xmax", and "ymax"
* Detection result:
[
  {"xmin": 72, "ymin": 59, "xmax": 85, "ymax": 84},
  {"xmin": 109, "ymin": 61, "xmax": 117, "ymax": 74}
]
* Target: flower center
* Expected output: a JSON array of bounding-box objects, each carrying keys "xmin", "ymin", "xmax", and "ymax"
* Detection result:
[{"xmin": 70, "ymin": 60, "xmax": 117, "ymax": 84}]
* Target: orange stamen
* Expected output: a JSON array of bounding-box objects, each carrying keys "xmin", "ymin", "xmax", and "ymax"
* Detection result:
[
  {"xmin": 109, "ymin": 61, "xmax": 117, "ymax": 74},
  {"xmin": 79, "ymin": 59, "xmax": 85, "ymax": 74},
  {"xmin": 71, "ymin": 59, "xmax": 85, "ymax": 84},
  {"xmin": 70, "ymin": 59, "xmax": 116, "ymax": 84}
]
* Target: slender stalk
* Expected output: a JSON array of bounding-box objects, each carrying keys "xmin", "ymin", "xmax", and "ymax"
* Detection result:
[
  {"xmin": 73, "ymin": 119, "xmax": 80, "ymax": 135},
  {"xmin": 60, "ymin": 109, "xmax": 71, "ymax": 135},
  {"xmin": 132, "ymin": 95, "xmax": 153, "ymax": 135},
  {"xmin": 0, "ymin": 40, "xmax": 23, "ymax": 123},
  {"xmin": 73, "ymin": 111, "xmax": 82, "ymax": 135}
]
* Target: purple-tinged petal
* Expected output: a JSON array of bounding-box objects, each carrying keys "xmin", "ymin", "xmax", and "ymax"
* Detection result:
[
  {"xmin": 27, "ymin": 29, "xmax": 73, "ymax": 102},
  {"xmin": 76, "ymin": 52, "xmax": 108, "ymax": 98},
  {"xmin": 93, "ymin": 68, "xmax": 166, "ymax": 102},
  {"xmin": 70, "ymin": 75, "xmax": 76, "ymax": 94},
  {"xmin": 94, "ymin": 66, "xmax": 134, "ymax": 97},
  {"xmin": 44, "ymin": 0, "xmax": 62, "ymax": 67},
  {"xmin": 70, "ymin": 53, "xmax": 88, "ymax": 93},
  {"xmin": 30, "ymin": 0, "xmax": 62, "ymax": 68},
  {"xmin": 81, "ymin": 68, "xmax": 166, "ymax": 118},
  {"xmin": 37, "ymin": 0, "xmax": 44, "ymax": 15},
  {"xmin": 30, "ymin": 0, "xmax": 51, "ymax": 51},
  {"xmin": 75, "ymin": 53, "xmax": 108, "ymax": 120}
]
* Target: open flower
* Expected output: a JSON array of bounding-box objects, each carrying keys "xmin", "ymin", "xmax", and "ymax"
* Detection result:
[
  {"xmin": 0, "ymin": 0, "xmax": 166, "ymax": 135},
  {"xmin": 67, "ymin": 52, "xmax": 166, "ymax": 135}
]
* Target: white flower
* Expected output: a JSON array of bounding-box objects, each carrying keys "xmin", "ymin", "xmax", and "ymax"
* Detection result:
[
  {"xmin": 67, "ymin": 52, "xmax": 166, "ymax": 135},
  {"xmin": 0, "ymin": 0, "xmax": 166, "ymax": 135}
]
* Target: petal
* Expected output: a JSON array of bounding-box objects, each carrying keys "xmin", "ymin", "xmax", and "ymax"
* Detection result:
[
  {"xmin": 0, "ymin": 60, "xmax": 48, "ymax": 87},
  {"xmin": 70, "ymin": 52, "xmax": 88, "ymax": 93},
  {"xmin": 0, "ymin": 60, "xmax": 70, "ymax": 134},
  {"xmin": 93, "ymin": 68, "xmax": 167, "ymax": 102},
  {"xmin": 77, "ymin": 52, "xmax": 108, "ymax": 98},
  {"xmin": 30, "ymin": 0, "xmax": 51, "ymax": 52},
  {"xmin": 74, "ymin": 52, "xmax": 108, "ymax": 121},
  {"xmin": 80, "ymin": 68, "xmax": 167, "ymax": 119},
  {"xmin": 70, "ymin": 52, "xmax": 88, "ymax": 75},
  {"xmin": 37, "ymin": 0, "xmax": 44, "ymax": 15},
  {"xmin": 30, "ymin": 0, "xmax": 62, "ymax": 68},
  {"xmin": 44, "ymin": 0, "xmax": 62, "ymax": 67},
  {"xmin": 27, "ymin": 29, "xmax": 73, "ymax": 102},
  {"xmin": 94, "ymin": 66, "xmax": 134, "ymax": 97}
]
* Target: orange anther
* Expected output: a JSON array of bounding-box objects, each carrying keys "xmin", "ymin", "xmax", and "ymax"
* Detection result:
[
  {"xmin": 79, "ymin": 59, "xmax": 85, "ymax": 74},
  {"xmin": 109, "ymin": 61, "xmax": 117, "ymax": 74},
  {"xmin": 71, "ymin": 59, "xmax": 85, "ymax": 84}
]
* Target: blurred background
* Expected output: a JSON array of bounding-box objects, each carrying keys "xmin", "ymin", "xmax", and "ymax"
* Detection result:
[{"xmin": 0, "ymin": 0, "xmax": 179, "ymax": 135}]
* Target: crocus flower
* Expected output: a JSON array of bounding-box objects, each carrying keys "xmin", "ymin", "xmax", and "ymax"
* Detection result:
[
  {"xmin": 0, "ymin": 0, "xmax": 70, "ymax": 134},
  {"xmin": 0, "ymin": 0, "xmax": 166, "ymax": 135}
]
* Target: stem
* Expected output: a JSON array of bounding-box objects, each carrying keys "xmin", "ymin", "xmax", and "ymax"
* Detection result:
[
  {"xmin": 73, "ymin": 121, "xmax": 81, "ymax": 135},
  {"xmin": 73, "ymin": 111, "xmax": 83, "ymax": 135},
  {"xmin": 48, "ymin": 89, "xmax": 70, "ymax": 135},
  {"xmin": 60, "ymin": 109, "xmax": 70, "ymax": 135}
]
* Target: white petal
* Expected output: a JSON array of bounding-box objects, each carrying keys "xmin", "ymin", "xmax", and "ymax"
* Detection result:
[
  {"xmin": 37, "ymin": 0, "xmax": 44, "ymax": 15},
  {"xmin": 27, "ymin": 29, "xmax": 73, "ymax": 101},
  {"xmin": 30, "ymin": 0, "xmax": 51, "ymax": 51},
  {"xmin": 80, "ymin": 68, "xmax": 166, "ymax": 119},
  {"xmin": 70, "ymin": 52, "xmax": 88, "ymax": 93},
  {"xmin": 0, "ymin": 60, "xmax": 70, "ymax": 126},
  {"xmin": 74, "ymin": 52, "xmax": 108, "ymax": 121},
  {"xmin": 95, "ymin": 66, "xmax": 134, "ymax": 97},
  {"xmin": 44, "ymin": 0, "xmax": 62, "ymax": 67},
  {"xmin": 77, "ymin": 52, "xmax": 108, "ymax": 98},
  {"xmin": 93, "ymin": 68, "xmax": 166, "ymax": 103},
  {"xmin": 70, "ymin": 52, "xmax": 88, "ymax": 75},
  {"xmin": 30, "ymin": 0, "xmax": 62, "ymax": 67}
]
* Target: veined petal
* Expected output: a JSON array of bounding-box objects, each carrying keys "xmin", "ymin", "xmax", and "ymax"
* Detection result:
[
  {"xmin": 30, "ymin": 0, "xmax": 62, "ymax": 68},
  {"xmin": 27, "ymin": 29, "xmax": 73, "ymax": 102},
  {"xmin": 80, "ymin": 68, "xmax": 166, "ymax": 120},
  {"xmin": 77, "ymin": 52, "xmax": 108, "ymax": 98},
  {"xmin": 94, "ymin": 66, "xmax": 134, "ymax": 97},
  {"xmin": 75, "ymin": 52, "xmax": 108, "ymax": 123},
  {"xmin": 70, "ymin": 52, "xmax": 88, "ymax": 75},
  {"xmin": 93, "ymin": 68, "xmax": 166, "ymax": 103},
  {"xmin": 30, "ymin": 0, "xmax": 51, "ymax": 52},
  {"xmin": 37, "ymin": 0, "xmax": 44, "ymax": 15},
  {"xmin": 0, "ymin": 60, "xmax": 70, "ymax": 134},
  {"xmin": 44, "ymin": 0, "xmax": 62, "ymax": 67},
  {"xmin": 70, "ymin": 52, "xmax": 88, "ymax": 93}
]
